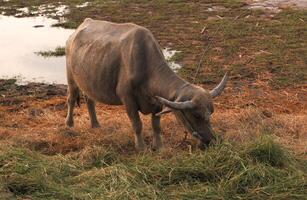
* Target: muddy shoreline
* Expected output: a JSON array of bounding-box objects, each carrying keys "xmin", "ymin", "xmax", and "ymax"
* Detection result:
[{"xmin": 0, "ymin": 79, "xmax": 67, "ymax": 100}]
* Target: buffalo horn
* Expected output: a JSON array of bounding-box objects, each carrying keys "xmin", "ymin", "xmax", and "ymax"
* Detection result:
[
  {"xmin": 210, "ymin": 72, "xmax": 228, "ymax": 98},
  {"xmin": 156, "ymin": 96, "xmax": 196, "ymax": 110}
]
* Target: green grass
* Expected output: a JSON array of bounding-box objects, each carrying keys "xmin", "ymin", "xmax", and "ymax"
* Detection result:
[
  {"xmin": 0, "ymin": 78, "xmax": 17, "ymax": 85},
  {"xmin": 35, "ymin": 46, "xmax": 66, "ymax": 57},
  {"xmin": 0, "ymin": 136, "xmax": 306, "ymax": 200},
  {"xmin": 1, "ymin": 0, "xmax": 306, "ymax": 87}
]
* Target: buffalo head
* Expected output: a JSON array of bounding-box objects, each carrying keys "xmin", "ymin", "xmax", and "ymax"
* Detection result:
[{"xmin": 156, "ymin": 73, "xmax": 228, "ymax": 147}]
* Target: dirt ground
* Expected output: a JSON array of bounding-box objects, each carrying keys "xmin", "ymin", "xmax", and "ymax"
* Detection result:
[{"xmin": 0, "ymin": 78, "xmax": 306, "ymax": 157}]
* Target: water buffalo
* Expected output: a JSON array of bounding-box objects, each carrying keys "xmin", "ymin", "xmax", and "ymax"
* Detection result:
[{"xmin": 65, "ymin": 18, "xmax": 228, "ymax": 151}]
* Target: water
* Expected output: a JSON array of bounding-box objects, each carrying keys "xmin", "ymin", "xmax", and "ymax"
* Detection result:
[
  {"xmin": 162, "ymin": 48, "xmax": 182, "ymax": 72},
  {"xmin": 0, "ymin": 15, "xmax": 74, "ymax": 84},
  {"xmin": 76, "ymin": 2, "xmax": 90, "ymax": 8},
  {"xmin": 6, "ymin": 4, "xmax": 70, "ymax": 18},
  {"xmin": 247, "ymin": 0, "xmax": 307, "ymax": 13},
  {"xmin": 0, "ymin": 15, "xmax": 181, "ymax": 84}
]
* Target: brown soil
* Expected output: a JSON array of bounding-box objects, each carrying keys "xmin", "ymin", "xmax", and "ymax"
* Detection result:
[{"xmin": 1, "ymin": 80, "xmax": 306, "ymax": 156}]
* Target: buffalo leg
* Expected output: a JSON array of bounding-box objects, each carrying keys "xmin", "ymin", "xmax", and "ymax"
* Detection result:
[
  {"xmin": 128, "ymin": 108, "xmax": 145, "ymax": 151},
  {"xmin": 65, "ymin": 83, "xmax": 79, "ymax": 127},
  {"xmin": 123, "ymin": 96, "xmax": 145, "ymax": 151},
  {"xmin": 84, "ymin": 95, "xmax": 100, "ymax": 128},
  {"xmin": 151, "ymin": 114, "xmax": 163, "ymax": 150}
]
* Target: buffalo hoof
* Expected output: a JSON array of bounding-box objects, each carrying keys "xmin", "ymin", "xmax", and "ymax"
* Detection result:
[
  {"xmin": 152, "ymin": 141, "xmax": 163, "ymax": 151},
  {"xmin": 91, "ymin": 123, "xmax": 101, "ymax": 128},
  {"xmin": 65, "ymin": 119, "xmax": 74, "ymax": 127},
  {"xmin": 135, "ymin": 142, "xmax": 146, "ymax": 152},
  {"xmin": 198, "ymin": 140, "xmax": 211, "ymax": 150}
]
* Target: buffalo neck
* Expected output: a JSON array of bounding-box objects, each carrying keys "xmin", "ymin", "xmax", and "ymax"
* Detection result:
[{"xmin": 149, "ymin": 62, "xmax": 191, "ymax": 101}]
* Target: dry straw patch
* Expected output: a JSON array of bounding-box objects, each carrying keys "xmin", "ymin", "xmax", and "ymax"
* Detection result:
[
  {"xmin": 0, "ymin": 93, "xmax": 305, "ymax": 156},
  {"xmin": 212, "ymin": 108, "xmax": 307, "ymax": 155}
]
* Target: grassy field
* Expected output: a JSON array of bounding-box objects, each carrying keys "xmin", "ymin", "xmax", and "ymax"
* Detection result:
[
  {"xmin": 0, "ymin": 136, "xmax": 306, "ymax": 199},
  {"xmin": 0, "ymin": 0, "xmax": 306, "ymax": 199},
  {"xmin": 1, "ymin": 0, "xmax": 306, "ymax": 87}
]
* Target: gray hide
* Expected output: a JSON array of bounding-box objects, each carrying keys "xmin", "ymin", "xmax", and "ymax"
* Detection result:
[{"xmin": 65, "ymin": 18, "xmax": 228, "ymax": 151}]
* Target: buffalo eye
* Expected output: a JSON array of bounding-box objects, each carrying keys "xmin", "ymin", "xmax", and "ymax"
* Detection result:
[
  {"xmin": 208, "ymin": 104, "xmax": 214, "ymax": 114},
  {"xmin": 193, "ymin": 113, "xmax": 202, "ymax": 120}
]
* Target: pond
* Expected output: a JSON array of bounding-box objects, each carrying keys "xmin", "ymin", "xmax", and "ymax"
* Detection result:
[
  {"xmin": 247, "ymin": 0, "xmax": 307, "ymax": 13},
  {"xmin": 0, "ymin": 15, "xmax": 74, "ymax": 84},
  {"xmin": 0, "ymin": 15, "xmax": 181, "ymax": 84}
]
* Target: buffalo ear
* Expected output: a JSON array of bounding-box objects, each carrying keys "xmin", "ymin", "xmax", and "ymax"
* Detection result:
[{"xmin": 155, "ymin": 107, "xmax": 172, "ymax": 117}]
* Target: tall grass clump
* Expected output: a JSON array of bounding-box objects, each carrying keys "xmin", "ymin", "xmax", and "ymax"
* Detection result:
[
  {"xmin": 0, "ymin": 136, "xmax": 306, "ymax": 200},
  {"xmin": 35, "ymin": 46, "xmax": 65, "ymax": 57},
  {"xmin": 246, "ymin": 135, "xmax": 288, "ymax": 167}
]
